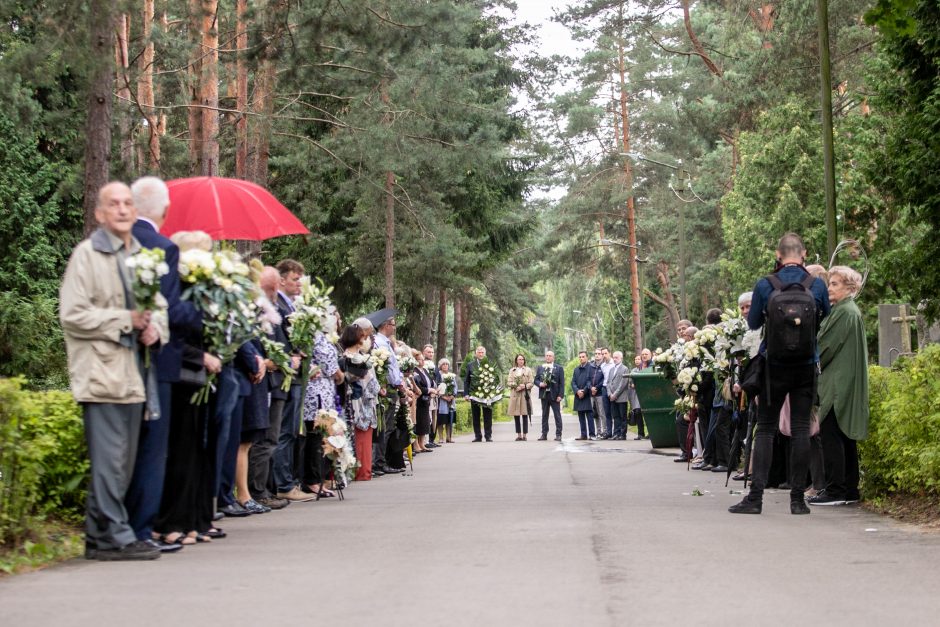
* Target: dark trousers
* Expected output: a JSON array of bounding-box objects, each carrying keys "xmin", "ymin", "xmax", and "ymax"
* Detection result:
[
  {"xmin": 83, "ymin": 402, "xmax": 144, "ymax": 550},
  {"xmin": 577, "ymin": 410, "xmax": 595, "ymax": 437},
  {"xmin": 303, "ymin": 421, "xmax": 328, "ymax": 486},
  {"xmin": 541, "ymin": 396, "xmax": 562, "ymax": 437},
  {"xmin": 631, "ymin": 408, "xmax": 646, "ymax": 437},
  {"xmin": 512, "ymin": 415, "xmax": 529, "ymax": 434},
  {"xmin": 706, "ymin": 404, "xmax": 732, "ymax": 467},
  {"xmin": 749, "ymin": 363, "xmax": 815, "ymax": 499},
  {"xmin": 820, "ymin": 409, "xmax": 860, "ymax": 499},
  {"xmin": 373, "ymin": 392, "xmax": 399, "ymax": 469},
  {"xmin": 471, "ymin": 401, "xmax": 493, "ymax": 439},
  {"xmin": 248, "ymin": 397, "xmax": 284, "ymax": 500},
  {"xmin": 125, "ymin": 380, "xmax": 172, "ymax": 540},
  {"xmin": 676, "ymin": 413, "xmax": 689, "ymax": 457},
  {"xmin": 610, "ymin": 401, "xmax": 628, "ymax": 438},
  {"xmin": 273, "ymin": 383, "xmax": 301, "ymax": 492},
  {"xmin": 602, "ymin": 394, "xmax": 613, "ymax": 436},
  {"xmin": 209, "ymin": 367, "xmax": 239, "ymax": 501},
  {"xmin": 218, "ymin": 395, "xmax": 244, "ymax": 507}
]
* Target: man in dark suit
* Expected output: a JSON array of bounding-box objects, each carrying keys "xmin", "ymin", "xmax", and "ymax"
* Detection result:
[
  {"xmin": 534, "ymin": 350, "xmax": 565, "ymax": 441},
  {"xmin": 125, "ymin": 176, "xmax": 202, "ymax": 552},
  {"xmin": 463, "ymin": 345, "xmax": 493, "ymax": 442}
]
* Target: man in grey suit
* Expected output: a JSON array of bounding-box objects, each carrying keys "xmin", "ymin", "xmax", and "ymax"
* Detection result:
[{"xmin": 606, "ymin": 351, "xmax": 631, "ymax": 440}]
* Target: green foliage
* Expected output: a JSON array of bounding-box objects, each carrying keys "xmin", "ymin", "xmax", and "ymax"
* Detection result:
[
  {"xmin": 453, "ymin": 398, "xmax": 509, "ymax": 434},
  {"xmin": 0, "ymin": 292, "xmax": 69, "ymax": 390},
  {"xmin": 0, "ymin": 378, "xmax": 88, "ymax": 547},
  {"xmin": 861, "ymin": 345, "xmax": 940, "ymax": 497}
]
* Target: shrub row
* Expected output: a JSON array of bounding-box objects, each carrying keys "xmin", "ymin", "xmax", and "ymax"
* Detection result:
[{"xmin": 0, "ymin": 378, "xmax": 87, "ymax": 546}]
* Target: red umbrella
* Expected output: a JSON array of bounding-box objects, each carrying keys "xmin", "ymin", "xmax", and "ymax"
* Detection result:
[{"xmin": 161, "ymin": 176, "xmax": 309, "ymax": 241}]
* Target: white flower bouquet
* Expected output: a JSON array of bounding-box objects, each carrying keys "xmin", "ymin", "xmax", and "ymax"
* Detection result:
[
  {"xmin": 469, "ymin": 359, "xmax": 503, "ymax": 406},
  {"xmin": 126, "ymin": 247, "xmax": 170, "ymax": 367},
  {"xmin": 260, "ymin": 337, "xmax": 296, "ymax": 392},
  {"xmin": 399, "ymin": 355, "xmax": 419, "ymax": 373},
  {"xmin": 442, "ymin": 372, "xmax": 457, "ymax": 396},
  {"xmin": 179, "ymin": 248, "xmax": 263, "ymax": 403},
  {"xmin": 287, "ymin": 276, "xmax": 336, "ymax": 354},
  {"xmin": 314, "ymin": 408, "xmax": 359, "ymax": 481}
]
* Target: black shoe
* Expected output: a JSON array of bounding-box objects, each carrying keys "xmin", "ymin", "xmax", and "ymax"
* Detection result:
[
  {"xmin": 554, "ymin": 436, "xmax": 562, "ymax": 441},
  {"xmin": 711, "ymin": 465, "xmax": 729, "ymax": 473},
  {"xmin": 219, "ymin": 502, "xmax": 251, "ymax": 517},
  {"xmin": 472, "ymin": 437, "xmax": 483, "ymax": 442},
  {"xmin": 143, "ymin": 538, "xmax": 183, "ymax": 553},
  {"xmin": 84, "ymin": 542, "xmax": 97, "ymax": 560},
  {"xmin": 808, "ymin": 490, "xmax": 847, "ymax": 506},
  {"xmin": 633, "ymin": 436, "xmax": 643, "ymax": 440},
  {"xmin": 372, "ymin": 469, "xmax": 385, "ymax": 477},
  {"xmin": 791, "ymin": 500, "xmax": 811, "ymax": 515},
  {"xmin": 257, "ymin": 497, "xmax": 289, "ymax": 510},
  {"xmin": 728, "ymin": 496, "xmax": 762, "ymax": 514},
  {"xmin": 537, "ymin": 435, "xmax": 548, "ymax": 441},
  {"xmin": 485, "ymin": 437, "xmax": 493, "ymax": 442},
  {"xmin": 674, "ymin": 456, "xmax": 689, "ymax": 463},
  {"xmin": 96, "ymin": 540, "xmax": 161, "ymax": 561},
  {"xmin": 382, "ymin": 465, "xmax": 403, "ymax": 474}
]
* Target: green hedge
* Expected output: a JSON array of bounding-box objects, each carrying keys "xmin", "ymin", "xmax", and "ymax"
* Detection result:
[
  {"xmin": 861, "ymin": 344, "xmax": 940, "ymax": 498},
  {"xmin": 0, "ymin": 378, "xmax": 87, "ymax": 546}
]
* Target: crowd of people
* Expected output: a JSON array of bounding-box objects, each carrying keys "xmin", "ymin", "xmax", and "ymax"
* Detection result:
[
  {"xmin": 60, "ymin": 177, "xmax": 467, "ymax": 561},
  {"xmin": 60, "ymin": 187, "xmax": 867, "ymax": 565},
  {"xmin": 648, "ymin": 234, "xmax": 870, "ymax": 516}
]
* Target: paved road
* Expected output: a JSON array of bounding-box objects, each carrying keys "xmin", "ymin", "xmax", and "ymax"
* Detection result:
[{"xmin": 2, "ymin": 413, "xmax": 938, "ymax": 626}]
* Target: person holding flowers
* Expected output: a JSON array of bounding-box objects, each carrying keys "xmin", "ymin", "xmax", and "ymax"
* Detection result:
[
  {"xmin": 464, "ymin": 345, "xmax": 500, "ymax": 442},
  {"xmin": 60, "ymin": 181, "xmax": 168, "ymax": 561},
  {"xmin": 412, "ymin": 351, "xmax": 434, "ymax": 453},
  {"xmin": 302, "ymin": 309, "xmax": 344, "ymax": 497},
  {"xmin": 124, "ymin": 176, "xmax": 204, "ymax": 554},
  {"xmin": 507, "ymin": 354, "xmax": 534, "ymax": 441},
  {"xmin": 436, "ymin": 359, "xmax": 457, "ymax": 443},
  {"xmin": 339, "ymin": 319, "xmax": 379, "ymax": 481},
  {"xmin": 535, "ymin": 351, "xmax": 565, "ymax": 441}
]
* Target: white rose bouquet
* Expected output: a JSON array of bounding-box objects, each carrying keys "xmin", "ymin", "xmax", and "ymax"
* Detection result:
[
  {"xmin": 179, "ymin": 248, "xmax": 263, "ymax": 403},
  {"xmin": 287, "ymin": 276, "xmax": 336, "ymax": 354},
  {"xmin": 442, "ymin": 372, "xmax": 457, "ymax": 396},
  {"xmin": 126, "ymin": 247, "xmax": 170, "ymax": 367},
  {"xmin": 260, "ymin": 337, "xmax": 296, "ymax": 392},
  {"xmin": 469, "ymin": 359, "xmax": 503, "ymax": 406}
]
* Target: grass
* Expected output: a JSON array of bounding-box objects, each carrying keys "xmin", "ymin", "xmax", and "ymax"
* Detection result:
[{"xmin": 0, "ymin": 519, "xmax": 83, "ymax": 576}]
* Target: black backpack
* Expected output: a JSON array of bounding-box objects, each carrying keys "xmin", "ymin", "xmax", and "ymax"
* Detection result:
[{"xmin": 764, "ymin": 273, "xmax": 818, "ymax": 364}]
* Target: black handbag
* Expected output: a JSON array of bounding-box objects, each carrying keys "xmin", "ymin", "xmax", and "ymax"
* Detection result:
[
  {"xmin": 179, "ymin": 351, "xmax": 208, "ymax": 387},
  {"xmin": 739, "ymin": 354, "xmax": 765, "ymax": 397}
]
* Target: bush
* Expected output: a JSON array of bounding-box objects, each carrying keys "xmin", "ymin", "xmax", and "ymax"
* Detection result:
[
  {"xmin": 0, "ymin": 377, "xmax": 87, "ymax": 546},
  {"xmin": 861, "ymin": 344, "xmax": 940, "ymax": 498},
  {"xmin": 0, "ymin": 291, "xmax": 69, "ymax": 390}
]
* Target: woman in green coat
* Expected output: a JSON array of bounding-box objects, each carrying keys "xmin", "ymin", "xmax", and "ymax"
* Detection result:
[{"xmin": 809, "ymin": 265, "xmax": 869, "ymax": 506}]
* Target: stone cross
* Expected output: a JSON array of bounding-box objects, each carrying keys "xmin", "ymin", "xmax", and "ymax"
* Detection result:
[{"xmin": 891, "ymin": 304, "xmax": 917, "ymax": 356}]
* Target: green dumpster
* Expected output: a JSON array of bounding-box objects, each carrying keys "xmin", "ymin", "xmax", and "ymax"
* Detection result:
[{"xmin": 631, "ymin": 372, "xmax": 679, "ymax": 448}]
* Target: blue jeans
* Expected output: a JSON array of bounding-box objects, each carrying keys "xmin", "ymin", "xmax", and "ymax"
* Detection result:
[
  {"xmin": 273, "ymin": 384, "xmax": 301, "ymax": 492},
  {"xmin": 125, "ymin": 380, "xmax": 172, "ymax": 540}
]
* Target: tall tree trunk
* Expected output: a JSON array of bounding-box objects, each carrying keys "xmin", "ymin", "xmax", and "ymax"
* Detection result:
[
  {"xmin": 82, "ymin": 0, "xmax": 117, "ymax": 236},
  {"xmin": 138, "ymin": 0, "xmax": 160, "ymax": 171},
  {"xmin": 235, "ymin": 0, "xmax": 248, "ymax": 179},
  {"xmin": 437, "ymin": 290, "xmax": 448, "ymax": 362},
  {"xmin": 187, "ymin": 0, "xmax": 203, "ymax": 173},
  {"xmin": 416, "ymin": 287, "xmax": 435, "ymax": 347},
  {"xmin": 452, "ymin": 295, "xmax": 462, "ymax": 369},
  {"xmin": 383, "ymin": 170, "xmax": 396, "ymax": 308},
  {"xmin": 616, "ymin": 16, "xmax": 643, "ymax": 354},
  {"xmin": 114, "ymin": 13, "xmax": 136, "ymax": 176},
  {"xmin": 459, "ymin": 299, "xmax": 471, "ymax": 362},
  {"xmin": 199, "ymin": 0, "xmax": 219, "ymax": 176}
]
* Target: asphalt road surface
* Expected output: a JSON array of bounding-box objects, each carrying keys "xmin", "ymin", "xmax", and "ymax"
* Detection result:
[{"xmin": 2, "ymin": 413, "xmax": 938, "ymax": 627}]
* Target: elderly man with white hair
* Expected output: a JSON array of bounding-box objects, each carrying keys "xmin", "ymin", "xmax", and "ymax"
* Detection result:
[{"xmin": 124, "ymin": 176, "xmax": 203, "ymax": 552}]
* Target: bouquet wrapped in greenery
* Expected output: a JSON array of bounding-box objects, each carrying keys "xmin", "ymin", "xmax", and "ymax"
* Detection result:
[
  {"xmin": 178, "ymin": 248, "xmax": 263, "ymax": 403},
  {"xmin": 260, "ymin": 337, "xmax": 296, "ymax": 392},
  {"xmin": 469, "ymin": 359, "xmax": 503, "ymax": 406},
  {"xmin": 442, "ymin": 372, "xmax": 457, "ymax": 395},
  {"xmin": 287, "ymin": 276, "xmax": 337, "ymax": 354}
]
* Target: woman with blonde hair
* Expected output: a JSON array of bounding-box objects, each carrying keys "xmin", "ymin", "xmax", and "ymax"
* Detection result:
[{"xmin": 507, "ymin": 354, "xmax": 534, "ymax": 441}]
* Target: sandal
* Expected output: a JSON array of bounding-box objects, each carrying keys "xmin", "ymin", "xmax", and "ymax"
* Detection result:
[
  {"xmin": 204, "ymin": 527, "xmax": 227, "ymax": 539},
  {"xmin": 158, "ymin": 532, "xmax": 194, "ymax": 546},
  {"xmin": 187, "ymin": 531, "xmax": 212, "ymax": 543}
]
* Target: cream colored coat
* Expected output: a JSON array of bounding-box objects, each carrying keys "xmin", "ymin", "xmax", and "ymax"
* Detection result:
[
  {"xmin": 59, "ymin": 229, "xmax": 167, "ymax": 403},
  {"xmin": 506, "ymin": 366, "xmax": 534, "ymax": 416}
]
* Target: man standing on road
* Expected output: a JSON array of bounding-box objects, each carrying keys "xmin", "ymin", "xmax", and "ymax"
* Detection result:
[
  {"xmin": 589, "ymin": 348, "xmax": 609, "ymax": 439},
  {"xmin": 124, "ymin": 176, "xmax": 201, "ymax": 553},
  {"xmin": 606, "ymin": 351, "xmax": 630, "ymax": 440},
  {"xmin": 535, "ymin": 351, "xmax": 565, "ymax": 441},
  {"xmin": 729, "ymin": 233, "xmax": 830, "ymax": 516},
  {"xmin": 464, "ymin": 345, "xmax": 494, "ymax": 442},
  {"xmin": 60, "ymin": 182, "xmax": 167, "ymax": 561},
  {"xmin": 423, "ymin": 344, "xmax": 441, "ymax": 447}
]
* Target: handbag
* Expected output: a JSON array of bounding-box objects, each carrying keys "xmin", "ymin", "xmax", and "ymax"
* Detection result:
[
  {"xmin": 739, "ymin": 353, "xmax": 765, "ymax": 397},
  {"xmin": 179, "ymin": 351, "xmax": 207, "ymax": 387}
]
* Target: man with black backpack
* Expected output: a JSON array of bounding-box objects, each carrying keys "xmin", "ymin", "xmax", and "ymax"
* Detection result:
[{"xmin": 729, "ymin": 233, "xmax": 830, "ymax": 516}]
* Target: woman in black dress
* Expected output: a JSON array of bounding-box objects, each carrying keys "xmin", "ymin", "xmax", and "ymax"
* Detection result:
[{"xmin": 412, "ymin": 353, "xmax": 433, "ymax": 453}]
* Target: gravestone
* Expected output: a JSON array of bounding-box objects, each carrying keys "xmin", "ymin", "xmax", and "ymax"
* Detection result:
[{"xmin": 878, "ymin": 304, "xmax": 914, "ymax": 366}]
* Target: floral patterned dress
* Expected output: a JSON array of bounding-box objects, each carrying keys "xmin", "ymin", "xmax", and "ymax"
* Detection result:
[{"xmin": 303, "ymin": 332, "xmax": 339, "ymax": 420}]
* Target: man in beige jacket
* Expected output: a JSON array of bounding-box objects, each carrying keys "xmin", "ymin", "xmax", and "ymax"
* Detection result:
[{"xmin": 60, "ymin": 182, "xmax": 166, "ymax": 561}]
